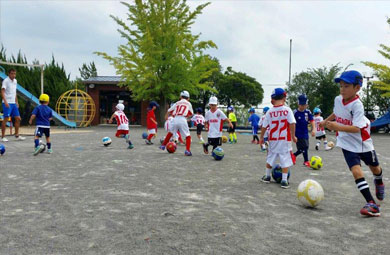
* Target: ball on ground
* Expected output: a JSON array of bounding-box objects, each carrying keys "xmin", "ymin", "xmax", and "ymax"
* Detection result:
[
  {"xmin": 212, "ymin": 147, "xmax": 224, "ymax": 160},
  {"xmin": 221, "ymin": 136, "xmax": 228, "ymax": 143},
  {"xmin": 142, "ymin": 132, "xmax": 148, "ymax": 139},
  {"xmin": 0, "ymin": 143, "xmax": 5, "ymax": 155},
  {"xmin": 297, "ymin": 179, "xmax": 324, "ymax": 208},
  {"xmin": 310, "ymin": 156, "xmax": 323, "ymax": 170},
  {"xmin": 327, "ymin": 141, "xmax": 334, "ymax": 148},
  {"xmin": 39, "ymin": 140, "xmax": 46, "ymax": 153},
  {"xmin": 102, "ymin": 137, "xmax": 112, "ymax": 147},
  {"xmin": 271, "ymin": 164, "xmax": 290, "ymax": 183},
  {"xmin": 166, "ymin": 142, "xmax": 177, "ymax": 153}
]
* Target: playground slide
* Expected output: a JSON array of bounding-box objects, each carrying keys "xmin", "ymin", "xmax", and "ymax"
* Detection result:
[{"xmin": 0, "ymin": 71, "xmax": 76, "ymax": 128}]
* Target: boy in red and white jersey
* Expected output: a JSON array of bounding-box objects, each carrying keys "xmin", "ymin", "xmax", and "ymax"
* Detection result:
[
  {"xmin": 191, "ymin": 107, "xmax": 205, "ymax": 144},
  {"xmin": 202, "ymin": 96, "xmax": 233, "ymax": 154},
  {"xmin": 145, "ymin": 101, "xmax": 159, "ymax": 145},
  {"xmin": 313, "ymin": 107, "xmax": 331, "ymax": 151},
  {"xmin": 160, "ymin": 91, "xmax": 193, "ymax": 156},
  {"xmin": 260, "ymin": 88, "xmax": 297, "ymax": 189},
  {"xmin": 109, "ymin": 103, "xmax": 133, "ymax": 149},
  {"xmin": 320, "ymin": 70, "xmax": 384, "ymax": 217},
  {"xmin": 164, "ymin": 113, "xmax": 184, "ymax": 144}
]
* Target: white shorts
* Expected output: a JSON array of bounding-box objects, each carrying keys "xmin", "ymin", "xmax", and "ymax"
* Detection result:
[
  {"xmin": 266, "ymin": 151, "xmax": 294, "ymax": 168},
  {"xmin": 148, "ymin": 129, "xmax": 156, "ymax": 135},
  {"xmin": 171, "ymin": 117, "xmax": 190, "ymax": 137}
]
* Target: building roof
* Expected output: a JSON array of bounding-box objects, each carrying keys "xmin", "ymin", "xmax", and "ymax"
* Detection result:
[{"xmin": 83, "ymin": 76, "xmax": 122, "ymax": 84}]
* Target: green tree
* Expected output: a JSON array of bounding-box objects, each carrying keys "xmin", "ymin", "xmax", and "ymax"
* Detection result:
[
  {"xmin": 286, "ymin": 65, "xmax": 342, "ymax": 117},
  {"xmin": 216, "ymin": 67, "xmax": 264, "ymax": 107},
  {"xmin": 362, "ymin": 18, "xmax": 390, "ymax": 112},
  {"xmin": 95, "ymin": 0, "xmax": 217, "ymax": 123},
  {"xmin": 79, "ymin": 62, "xmax": 97, "ymax": 80}
]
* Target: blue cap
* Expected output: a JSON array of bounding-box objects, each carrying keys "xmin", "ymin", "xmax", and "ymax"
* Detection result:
[
  {"xmin": 196, "ymin": 107, "xmax": 203, "ymax": 113},
  {"xmin": 334, "ymin": 70, "xmax": 363, "ymax": 86},
  {"xmin": 248, "ymin": 107, "xmax": 255, "ymax": 113},
  {"xmin": 313, "ymin": 107, "xmax": 321, "ymax": 114},
  {"xmin": 298, "ymin": 94, "xmax": 308, "ymax": 105},
  {"xmin": 227, "ymin": 106, "xmax": 234, "ymax": 111},
  {"xmin": 149, "ymin": 101, "xmax": 159, "ymax": 108},
  {"xmin": 263, "ymin": 106, "xmax": 270, "ymax": 113},
  {"xmin": 271, "ymin": 88, "xmax": 286, "ymax": 99}
]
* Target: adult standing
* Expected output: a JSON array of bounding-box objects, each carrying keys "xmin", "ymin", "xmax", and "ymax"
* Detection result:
[{"xmin": 1, "ymin": 68, "xmax": 25, "ymax": 142}]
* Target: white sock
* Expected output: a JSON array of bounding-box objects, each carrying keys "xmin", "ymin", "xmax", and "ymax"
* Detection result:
[
  {"xmin": 282, "ymin": 172, "xmax": 288, "ymax": 182},
  {"xmin": 266, "ymin": 168, "xmax": 271, "ymax": 177},
  {"xmin": 200, "ymin": 137, "xmax": 204, "ymax": 142},
  {"xmin": 324, "ymin": 140, "xmax": 328, "ymax": 148},
  {"xmin": 316, "ymin": 141, "xmax": 320, "ymax": 147}
]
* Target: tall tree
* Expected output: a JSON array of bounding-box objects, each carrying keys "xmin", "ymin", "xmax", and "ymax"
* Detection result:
[
  {"xmin": 95, "ymin": 0, "xmax": 217, "ymax": 123},
  {"xmin": 363, "ymin": 18, "xmax": 390, "ymax": 112},
  {"xmin": 79, "ymin": 62, "xmax": 97, "ymax": 80},
  {"xmin": 216, "ymin": 67, "xmax": 264, "ymax": 107},
  {"xmin": 286, "ymin": 65, "xmax": 342, "ymax": 117}
]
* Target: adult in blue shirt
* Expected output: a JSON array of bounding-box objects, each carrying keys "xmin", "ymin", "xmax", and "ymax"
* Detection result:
[
  {"xmin": 293, "ymin": 94, "xmax": 315, "ymax": 167},
  {"xmin": 248, "ymin": 108, "xmax": 260, "ymax": 144}
]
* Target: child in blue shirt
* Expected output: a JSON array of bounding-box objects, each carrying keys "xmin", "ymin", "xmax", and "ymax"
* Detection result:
[
  {"xmin": 293, "ymin": 94, "xmax": 315, "ymax": 167},
  {"xmin": 29, "ymin": 94, "xmax": 53, "ymax": 155},
  {"xmin": 248, "ymin": 108, "xmax": 260, "ymax": 144}
]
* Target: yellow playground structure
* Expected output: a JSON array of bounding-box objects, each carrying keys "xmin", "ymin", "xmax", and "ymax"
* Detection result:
[{"xmin": 56, "ymin": 89, "xmax": 96, "ymax": 127}]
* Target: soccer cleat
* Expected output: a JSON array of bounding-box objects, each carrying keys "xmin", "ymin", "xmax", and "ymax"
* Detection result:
[
  {"xmin": 159, "ymin": 145, "xmax": 166, "ymax": 151},
  {"xmin": 228, "ymin": 141, "xmax": 233, "ymax": 144},
  {"xmin": 47, "ymin": 148, "xmax": 53, "ymax": 154},
  {"xmin": 125, "ymin": 134, "xmax": 129, "ymax": 143},
  {"xmin": 304, "ymin": 161, "xmax": 311, "ymax": 168},
  {"xmin": 315, "ymin": 144, "xmax": 319, "ymax": 150},
  {"xmin": 360, "ymin": 202, "xmax": 380, "ymax": 217},
  {"xmin": 374, "ymin": 180, "xmax": 385, "ymax": 201},
  {"xmin": 15, "ymin": 136, "xmax": 26, "ymax": 141},
  {"xmin": 184, "ymin": 150, "xmax": 192, "ymax": 156},
  {"xmin": 33, "ymin": 145, "xmax": 44, "ymax": 156},
  {"xmin": 251, "ymin": 140, "xmax": 256, "ymax": 144},
  {"xmin": 203, "ymin": 144, "xmax": 209, "ymax": 154},
  {"xmin": 128, "ymin": 144, "xmax": 134, "ymax": 149},
  {"xmin": 1, "ymin": 137, "xmax": 8, "ymax": 142},
  {"xmin": 145, "ymin": 139, "xmax": 153, "ymax": 145},
  {"xmin": 280, "ymin": 180, "xmax": 290, "ymax": 189},
  {"xmin": 261, "ymin": 175, "xmax": 271, "ymax": 183}
]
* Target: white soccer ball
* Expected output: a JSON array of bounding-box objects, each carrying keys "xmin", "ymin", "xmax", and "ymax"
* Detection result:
[
  {"xmin": 297, "ymin": 179, "xmax": 324, "ymax": 208},
  {"xmin": 102, "ymin": 137, "xmax": 112, "ymax": 147}
]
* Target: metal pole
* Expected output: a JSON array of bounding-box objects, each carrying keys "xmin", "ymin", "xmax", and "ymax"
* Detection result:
[
  {"xmin": 289, "ymin": 39, "xmax": 292, "ymax": 86},
  {"xmin": 40, "ymin": 65, "xmax": 44, "ymax": 94},
  {"xmin": 363, "ymin": 75, "xmax": 374, "ymax": 113}
]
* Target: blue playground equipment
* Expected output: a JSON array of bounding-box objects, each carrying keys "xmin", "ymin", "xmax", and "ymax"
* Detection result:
[
  {"xmin": 371, "ymin": 111, "xmax": 390, "ymax": 132},
  {"xmin": 0, "ymin": 68, "xmax": 76, "ymax": 128}
]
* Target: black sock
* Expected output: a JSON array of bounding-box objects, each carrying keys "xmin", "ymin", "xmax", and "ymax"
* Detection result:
[
  {"xmin": 374, "ymin": 168, "xmax": 383, "ymax": 185},
  {"xmin": 355, "ymin": 178, "xmax": 375, "ymax": 203},
  {"xmin": 303, "ymin": 149, "xmax": 308, "ymax": 162},
  {"xmin": 254, "ymin": 135, "xmax": 259, "ymax": 142},
  {"xmin": 294, "ymin": 150, "xmax": 302, "ymax": 157},
  {"xmin": 212, "ymin": 145, "xmax": 218, "ymax": 150}
]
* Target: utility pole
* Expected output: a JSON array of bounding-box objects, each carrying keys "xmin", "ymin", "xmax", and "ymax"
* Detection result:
[
  {"xmin": 363, "ymin": 75, "xmax": 374, "ymax": 115},
  {"xmin": 289, "ymin": 39, "xmax": 292, "ymax": 86}
]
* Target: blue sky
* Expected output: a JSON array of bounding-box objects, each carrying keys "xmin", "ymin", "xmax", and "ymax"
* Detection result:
[{"xmin": 1, "ymin": 0, "xmax": 390, "ymax": 106}]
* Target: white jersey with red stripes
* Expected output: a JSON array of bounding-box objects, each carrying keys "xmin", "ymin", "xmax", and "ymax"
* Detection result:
[
  {"xmin": 205, "ymin": 109, "xmax": 227, "ymax": 138},
  {"xmin": 262, "ymin": 104, "xmax": 296, "ymax": 153},
  {"xmin": 168, "ymin": 99, "xmax": 193, "ymax": 118},
  {"xmin": 114, "ymin": 110, "xmax": 129, "ymax": 130},
  {"xmin": 333, "ymin": 95, "xmax": 374, "ymax": 152},
  {"xmin": 258, "ymin": 115, "xmax": 269, "ymax": 138},
  {"xmin": 314, "ymin": 116, "xmax": 326, "ymax": 137},
  {"xmin": 191, "ymin": 114, "xmax": 205, "ymax": 125}
]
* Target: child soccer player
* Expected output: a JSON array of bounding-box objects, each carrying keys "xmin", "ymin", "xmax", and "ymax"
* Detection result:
[
  {"xmin": 313, "ymin": 107, "xmax": 331, "ymax": 151},
  {"xmin": 203, "ymin": 96, "xmax": 233, "ymax": 154},
  {"xmin": 227, "ymin": 106, "xmax": 238, "ymax": 144},
  {"xmin": 191, "ymin": 107, "xmax": 205, "ymax": 144},
  {"xmin": 260, "ymin": 88, "xmax": 297, "ymax": 188},
  {"xmin": 165, "ymin": 112, "xmax": 185, "ymax": 144},
  {"xmin": 293, "ymin": 94, "xmax": 315, "ymax": 167},
  {"xmin": 258, "ymin": 106, "xmax": 270, "ymax": 151},
  {"xmin": 248, "ymin": 108, "xmax": 260, "ymax": 144},
  {"xmin": 108, "ymin": 103, "xmax": 133, "ymax": 149},
  {"xmin": 29, "ymin": 94, "xmax": 53, "ymax": 155},
  {"xmin": 145, "ymin": 101, "xmax": 159, "ymax": 145},
  {"xmin": 320, "ymin": 70, "xmax": 384, "ymax": 217},
  {"xmin": 160, "ymin": 91, "xmax": 193, "ymax": 156}
]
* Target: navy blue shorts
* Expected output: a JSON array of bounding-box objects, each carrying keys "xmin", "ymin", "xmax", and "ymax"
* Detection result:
[
  {"xmin": 342, "ymin": 149, "xmax": 379, "ymax": 169},
  {"xmin": 296, "ymin": 138, "xmax": 309, "ymax": 150},
  {"xmin": 35, "ymin": 127, "xmax": 50, "ymax": 138},
  {"xmin": 252, "ymin": 126, "xmax": 259, "ymax": 135}
]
